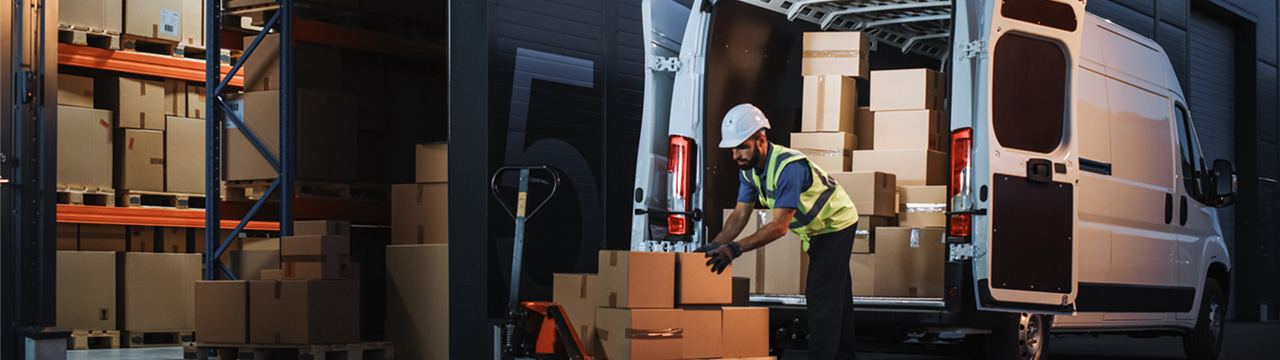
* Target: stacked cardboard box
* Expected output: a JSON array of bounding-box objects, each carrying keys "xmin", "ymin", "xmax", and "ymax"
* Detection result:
[
  {"xmin": 723, "ymin": 209, "xmax": 807, "ymax": 295},
  {"xmin": 59, "ymin": 0, "xmax": 123, "ymax": 34},
  {"xmin": 57, "ymin": 251, "xmax": 117, "ymax": 331},
  {"xmin": 391, "ymin": 143, "xmax": 448, "ymax": 245},
  {"xmin": 871, "ymin": 227, "xmax": 946, "ymax": 297},
  {"xmin": 794, "ymin": 32, "xmax": 867, "ymax": 175},
  {"xmin": 898, "ymin": 186, "xmax": 947, "ymax": 228},
  {"xmin": 247, "ymin": 279, "xmax": 361, "ymax": 344},
  {"xmin": 118, "ymin": 253, "xmax": 200, "ymax": 332},
  {"xmin": 553, "ymin": 273, "xmax": 599, "ymax": 355},
  {"xmin": 386, "ymin": 244, "xmax": 449, "ymax": 360},
  {"xmin": 280, "ymin": 234, "xmax": 350, "ymax": 280},
  {"xmin": 853, "ymin": 69, "xmax": 948, "ymax": 187},
  {"xmin": 828, "ymin": 172, "xmax": 897, "ymax": 254}
]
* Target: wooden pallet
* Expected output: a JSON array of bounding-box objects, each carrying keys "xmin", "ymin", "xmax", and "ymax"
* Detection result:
[
  {"xmin": 121, "ymin": 34, "xmax": 179, "ymax": 57},
  {"xmin": 122, "ymin": 330, "xmax": 194, "ymax": 348},
  {"xmin": 176, "ymin": 43, "xmax": 235, "ymax": 64},
  {"xmin": 56, "ymin": 188, "xmax": 116, "ymax": 207},
  {"xmin": 184, "ymin": 341, "xmax": 393, "ymax": 360},
  {"xmin": 67, "ymin": 330, "xmax": 120, "ymax": 350},
  {"xmin": 118, "ymin": 190, "xmax": 206, "ymax": 209},
  {"xmin": 57, "ymin": 25, "xmax": 120, "ymax": 50},
  {"xmin": 225, "ymin": 180, "xmax": 390, "ymax": 202}
]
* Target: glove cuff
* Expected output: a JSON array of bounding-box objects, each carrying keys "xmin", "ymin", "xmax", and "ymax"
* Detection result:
[{"xmin": 727, "ymin": 242, "xmax": 743, "ymax": 258}]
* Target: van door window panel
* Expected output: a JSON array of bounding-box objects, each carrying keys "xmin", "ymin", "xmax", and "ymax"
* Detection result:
[{"xmin": 992, "ymin": 34, "xmax": 1067, "ymax": 154}]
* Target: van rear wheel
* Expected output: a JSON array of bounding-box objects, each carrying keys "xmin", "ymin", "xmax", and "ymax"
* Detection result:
[
  {"xmin": 981, "ymin": 312, "xmax": 1051, "ymax": 360},
  {"xmin": 1183, "ymin": 278, "xmax": 1225, "ymax": 360}
]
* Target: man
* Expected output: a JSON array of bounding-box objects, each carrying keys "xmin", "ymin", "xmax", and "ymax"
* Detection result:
[{"xmin": 703, "ymin": 103, "xmax": 860, "ymax": 359}]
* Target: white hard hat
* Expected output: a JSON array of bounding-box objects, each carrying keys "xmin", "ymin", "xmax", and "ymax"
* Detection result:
[{"xmin": 719, "ymin": 103, "xmax": 771, "ymax": 148}]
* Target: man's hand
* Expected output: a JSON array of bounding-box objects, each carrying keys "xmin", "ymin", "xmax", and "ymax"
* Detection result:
[
  {"xmin": 705, "ymin": 242, "xmax": 742, "ymax": 274},
  {"xmin": 694, "ymin": 242, "xmax": 723, "ymax": 253}
]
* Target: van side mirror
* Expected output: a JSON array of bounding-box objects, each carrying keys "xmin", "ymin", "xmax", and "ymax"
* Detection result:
[{"xmin": 1210, "ymin": 159, "xmax": 1236, "ymax": 208}]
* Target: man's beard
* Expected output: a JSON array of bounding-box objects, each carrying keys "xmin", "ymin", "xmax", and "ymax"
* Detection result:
[{"xmin": 738, "ymin": 148, "xmax": 761, "ymax": 170}]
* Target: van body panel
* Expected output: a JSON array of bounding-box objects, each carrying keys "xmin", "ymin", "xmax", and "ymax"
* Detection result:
[{"xmin": 632, "ymin": 0, "xmax": 690, "ymax": 247}]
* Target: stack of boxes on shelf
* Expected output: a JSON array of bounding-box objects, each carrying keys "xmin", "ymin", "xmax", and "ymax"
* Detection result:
[
  {"xmin": 384, "ymin": 143, "xmax": 450, "ymax": 359},
  {"xmin": 61, "ymin": 0, "xmax": 206, "ymax": 48},
  {"xmin": 553, "ymin": 251, "xmax": 771, "ymax": 359}
]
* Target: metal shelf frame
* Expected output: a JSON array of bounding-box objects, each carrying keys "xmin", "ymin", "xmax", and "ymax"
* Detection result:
[{"xmin": 205, "ymin": 0, "xmax": 295, "ymax": 281}]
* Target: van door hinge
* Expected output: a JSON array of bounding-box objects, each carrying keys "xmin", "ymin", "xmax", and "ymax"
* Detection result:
[
  {"xmin": 950, "ymin": 243, "xmax": 986, "ymax": 261},
  {"xmin": 647, "ymin": 55, "xmax": 680, "ymax": 72},
  {"xmin": 959, "ymin": 40, "xmax": 986, "ymax": 61}
]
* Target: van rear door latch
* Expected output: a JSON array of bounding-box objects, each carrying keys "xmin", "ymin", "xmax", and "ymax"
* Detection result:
[{"xmin": 1027, "ymin": 159, "xmax": 1053, "ymax": 183}]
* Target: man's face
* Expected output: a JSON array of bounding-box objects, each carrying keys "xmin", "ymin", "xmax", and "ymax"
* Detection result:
[{"xmin": 732, "ymin": 134, "xmax": 764, "ymax": 170}]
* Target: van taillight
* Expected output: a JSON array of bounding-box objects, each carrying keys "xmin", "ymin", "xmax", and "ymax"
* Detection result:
[
  {"xmin": 668, "ymin": 135, "xmax": 695, "ymax": 235},
  {"xmin": 949, "ymin": 128, "xmax": 973, "ymax": 237}
]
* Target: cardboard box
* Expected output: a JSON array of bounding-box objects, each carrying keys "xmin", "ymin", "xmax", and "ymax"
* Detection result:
[
  {"xmin": 722, "ymin": 307, "xmax": 769, "ymax": 358},
  {"xmin": 851, "ymin": 150, "xmax": 947, "ymax": 186},
  {"xmin": 873, "ymin": 110, "xmax": 945, "ymax": 151},
  {"xmin": 723, "ymin": 209, "xmax": 763, "ymax": 293},
  {"xmin": 224, "ymin": 90, "xmax": 357, "ymax": 181},
  {"xmin": 898, "ymin": 186, "xmax": 947, "ymax": 228},
  {"xmin": 386, "ymin": 244, "xmax": 449, "ymax": 360},
  {"xmin": 801, "ymin": 75, "xmax": 856, "ymax": 133},
  {"xmin": 829, "ymin": 171, "xmax": 896, "ymax": 217},
  {"xmin": 117, "ymin": 253, "xmax": 200, "ymax": 331},
  {"xmin": 870, "ymin": 69, "xmax": 945, "ymax": 112},
  {"xmin": 97, "ymin": 77, "xmax": 165, "ymax": 130},
  {"xmin": 855, "ymin": 107, "xmax": 874, "ymax": 150},
  {"xmin": 195, "ymin": 281, "xmax": 248, "ymax": 343},
  {"xmin": 114, "ymin": 129, "xmax": 165, "ymax": 191},
  {"xmin": 124, "ymin": 0, "xmax": 183, "ymax": 41},
  {"xmin": 416, "ymin": 143, "xmax": 448, "ymax": 183},
  {"xmin": 391, "ymin": 183, "xmax": 449, "ymax": 245},
  {"xmin": 295, "ymin": 220, "xmax": 350, "ymax": 237},
  {"xmin": 128, "ymin": 226, "xmax": 156, "ymax": 252},
  {"xmin": 164, "ymin": 79, "xmax": 186, "ymax": 116},
  {"xmin": 186, "ymin": 85, "xmax": 205, "ymax": 119},
  {"xmin": 260, "ymin": 269, "xmax": 283, "ymax": 280},
  {"xmin": 243, "ymin": 34, "xmax": 342, "ymax": 92},
  {"xmin": 159, "ymin": 227, "xmax": 188, "ymax": 253},
  {"xmin": 58, "ymin": 74, "xmax": 96, "ymax": 108},
  {"xmin": 874, "ymin": 227, "xmax": 945, "ymax": 297},
  {"xmin": 595, "ymin": 308, "xmax": 683, "ymax": 359},
  {"xmin": 676, "ymin": 252, "xmax": 732, "ymax": 305},
  {"xmin": 57, "ymin": 106, "xmax": 114, "ymax": 191},
  {"xmin": 281, "ymin": 235, "xmax": 350, "ymax": 280},
  {"xmin": 241, "ymin": 236, "xmax": 279, "ymax": 251},
  {"xmin": 801, "ymin": 32, "xmax": 869, "ymax": 78},
  {"xmin": 853, "ymin": 215, "xmax": 895, "ymax": 254},
  {"xmin": 59, "ymin": 0, "xmax": 124, "ymax": 33},
  {"xmin": 80, "ymin": 224, "xmax": 126, "ymax": 252},
  {"xmin": 791, "ymin": 131, "xmax": 855, "ymax": 172},
  {"xmin": 758, "ymin": 211, "xmax": 804, "ymax": 295},
  {"xmin": 249, "ymin": 280, "xmax": 360, "ymax": 344},
  {"xmin": 58, "ymin": 224, "xmax": 79, "ymax": 251},
  {"xmin": 553, "ymin": 274, "xmax": 598, "ymax": 356},
  {"xmin": 165, "ymin": 116, "xmax": 205, "ymax": 193},
  {"xmin": 180, "ymin": 0, "xmax": 202, "ymax": 46},
  {"xmin": 683, "ymin": 308, "xmax": 722, "ymax": 359},
  {"xmin": 231, "ymin": 250, "xmax": 280, "ymax": 281},
  {"xmin": 851, "ymin": 253, "xmax": 875, "ymax": 296},
  {"xmin": 57, "ymin": 251, "xmax": 116, "ymax": 330},
  {"xmin": 598, "ymin": 251, "xmax": 675, "ymax": 309}
]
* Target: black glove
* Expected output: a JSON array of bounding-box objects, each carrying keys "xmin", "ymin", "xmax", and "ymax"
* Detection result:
[
  {"xmin": 694, "ymin": 242, "xmax": 723, "ymax": 253},
  {"xmin": 705, "ymin": 242, "xmax": 742, "ymax": 274}
]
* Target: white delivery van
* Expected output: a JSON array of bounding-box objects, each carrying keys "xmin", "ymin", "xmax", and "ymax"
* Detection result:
[{"xmin": 631, "ymin": 1, "xmax": 1238, "ymax": 359}]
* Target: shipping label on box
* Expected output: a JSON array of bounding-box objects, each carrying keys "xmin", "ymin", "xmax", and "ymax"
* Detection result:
[
  {"xmin": 873, "ymin": 227, "xmax": 945, "ymax": 297},
  {"xmin": 722, "ymin": 307, "xmax": 770, "ymax": 358},
  {"xmin": 595, "ymin": 308, "xmax": 684, "ymax": 360},
  {"xmin": 853, "ymin": 215, "xmax": 895, "ymax": 254},
  {"xmin": 57, "ymin": 106, "xmax": 114, "ymax": 191},
  {"xmin": 677, "ymin": 252, "xmax": 732, "ymax": 305},
  {"xmin": 57, "ymin": 251, "xmax": 117, "ymax": 331},
  {"xmin": 114, "ymin": 129, "xmax": 165, "ymax": 191},
  {"xmin": 598, "ymin": 251, "xmax": 675, "ymax": 309},
  {"xmin": 870, "ymin": 69, "xmax": 945, "ymax": 112},
  {"xmin": 851, "ymin": 149, "xmax": 947, "ymax": 187},
  {"xmin": 117, "ymin": 253, "xmax": 200, "ymax": 331},
  {"xmin": 553, "ymin": 274, "xmax": 598, "ymax": 355},
  {"xmin": 165, "ymin": 116, "xmax": 205, "ymax": 193},
  {"xmin": 97, "ymin": 77, "xmax": 165, "ymax": 130},
  {"xmin": 899, "ymin": 186, "xmax": 948, "ymax": 228},
  {"xmin": 855, "ymin": 107, "xmax": 875, "ymax": 150},
  {"xmin": 416, "ymin": 143, "xmax": 448, "ymax": 183},
  {"xmin": 124, "ymin": 0, "xmax": 182, "ymax": 41},
  {"xmin": 829, "ymin": 171, "xmax": 896, "ymax": 217},
  {"xmin": 58, "ymin": 74, "xmax": 95, "ymax": 108},
  {"xmin": 391, "ymin": 183, "xmax": 449, "ymax": 245},
  {"xmin": 195, "ymin": 280, "xmax": 248, "ymax": 344},
  {"xmin": 791, "ymin": 132, "xmax": 855, "ymax": 173},
  {"xmin": 801, "ymin": 32, "xmax": 870, "ymax": 78},
  {"xmin": 802, "ymin": 75, "xmax": 856, "ymax": 133},
  {"xmin": 386, "ymin": 244, "xmax": 449, "ymax": 360}
]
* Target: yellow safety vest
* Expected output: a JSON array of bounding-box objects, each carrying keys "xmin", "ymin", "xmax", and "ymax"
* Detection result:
[{"xmin": 744, "ymin": 144, "xmax": 859, "ymax": 251}]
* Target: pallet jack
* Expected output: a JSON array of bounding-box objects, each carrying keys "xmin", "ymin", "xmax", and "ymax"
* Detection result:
[{"xmin": 491, "ymin": 166, "xmax": 590, "ymax": 360}]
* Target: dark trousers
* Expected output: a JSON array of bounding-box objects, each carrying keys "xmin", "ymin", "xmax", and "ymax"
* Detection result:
[{"xmin": 805, "ymin": 225, "xmax": 858, "ymax": 360}]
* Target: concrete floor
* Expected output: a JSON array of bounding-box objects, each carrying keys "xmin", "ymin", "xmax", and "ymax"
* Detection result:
[{"xmin": 67, "ymin": 347, "xmax": 181, "ymax": 360}]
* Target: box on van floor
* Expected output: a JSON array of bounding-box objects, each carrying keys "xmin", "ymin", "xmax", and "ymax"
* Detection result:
[
  {"xmin": 830, "ymin": 171, "xmax": 896, "ymax": 217},
  {"xmin": 801, "ymin": 31, "xmax": 869, "ymax": 79},
  {"xmin": 873, "ymin": 227, "xmax": 945, "ymax": 297},
  {"xmin": 869, "ymin": 69, "xmax": 945, "ymax": 112},
  {"xmin": 873, "ymin": 110, "xmax": 946, "ymax": 152},
  {"xmin": 898, "ymin": 186, "xmax": 947, "ymax": 228},
  {"xmin": 791, "ymin": 131, "xmax": 855, "ymax": 172}
]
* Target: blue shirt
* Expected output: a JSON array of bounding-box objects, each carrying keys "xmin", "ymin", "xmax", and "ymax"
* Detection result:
[{"xmin": 737, "ymin": 143, "xmax": 813, "ymax": 209}]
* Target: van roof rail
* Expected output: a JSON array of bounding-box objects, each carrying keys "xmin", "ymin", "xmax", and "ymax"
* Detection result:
[{"xmin": 743, "ymin": 0, "xmax": 952, "ymax": 59}]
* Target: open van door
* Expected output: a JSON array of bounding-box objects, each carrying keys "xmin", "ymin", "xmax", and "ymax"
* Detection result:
[{"xmin": 953, "ymin": 0, "xmax": 1086, "ymax": 314}]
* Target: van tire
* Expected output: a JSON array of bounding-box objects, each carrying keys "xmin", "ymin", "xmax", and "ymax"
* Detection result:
[
  {"xmin": 982, "ymin": 312, "xmax": 1051, "ymax": 360},
  {"xmin": 1183, "ymin": 278, "xmax": 1225, "ymax": 360}
]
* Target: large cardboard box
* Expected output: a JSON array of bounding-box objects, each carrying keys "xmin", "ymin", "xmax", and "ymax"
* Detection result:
[
  {"xmin": 124, "ymin": 0, "xmax": 183, "ymax": 41},
  {"xmin": 873, "ymin": 110, "xmax": 945, "ymax": 151},
  {"xmin": 386, "ymin": 244, "xmax": 449, "ymax": 360},
  {"xmin": 791, "ymin": 131, "xmax": 855, "ymax": 172},
  {"xmin": 231, "ymin": 250, "xmax": 281, "ymax": 281},
  {"xmin": 870, "ymin": 69, "xmax": 945, "ymax": 112},
  {"xmin": 58, "ymin": 224, "xmax": 79, "ymax": 250},
  {"xmin": 801, "ymin": 75, "xmax": 856, "ymax": 133},
  {"xmin": 676, "ymin": 252, "xmax": 732, "ymax": 305},
  {"xmin": 801, "ymin": 32, "xmax": 869, "ymax": 78},
  {"xmin": 758, "ymin": 211, "xmax": 804, "ymax": 295},
  {"xmin": 57, "ymin": 251, "xmax": 116, "ymax": 330},
  {"xmin": 851, "ymin": 253, "xmax": 875, "ymax": 296},
  {"xmin": 159, "ymin": 227, "xmax": 188, "ymax": 253},
  {"xmin": 853, "ymin": 215, "xmax": 895, "ymax": 254},
  {"xmin": 80, "ymin": 224, "xmax": 126, "ymax": 252},
  {"xmin": 683, "ymin": 308, "xmax": 723, "ymax": 359},
  {"xmin": 186, "ymin": 85, "xmax": 205, "ymax": 119},
  {"xmin": 595, "ymin": 308, "xmax": 683, "ymax": 359},
  {"xmin": 224, "ymin": 90, "xmax": 357, "ymax": 181},
  {"xmin": 874, "ymin": 227, "xmax": 945, "ymax": 297},
  {"xmin": 164, "ymin": 79, "xmax": 186, "ymax": 116},
  {"xmin": 59, "ymin": 0, "xmax": 124, "ymax": 33},
  {"xmin": 416, "ymin": 143, "xmax": 448, "ymax": 183},
  {"xmin": 294, "ymin": 220, "xmax": 350, "ymax": 237},
  {"xmin": 722, "ymin": 307, "xmax": 769, "ymax": 358},
  {"xmin": 391, "ymin": 183, "xmax": 449, "ymax": 245},
  {"xmin": 57, "ymin": 106, "xmax": 114, "ymax": 191},
  {"xmin": 598, "ymin": 251, "xmax": 675, "ymax": 309},
  {"xmin": 114, "ymin": 128, "xmax": 165, "ymax": 191},
  {"xmin": 898, "ymin": 186, "xmax": 947, "ymax": 228},
  {"xmin": 58, "ymin": 74, "xmax": 96, "ymax": 108},
  {"xmin": 243, "ymin": 34, "xmax": 342, "ymax": 92},
  {"xmin": 553, "ymin": 274, "xmax": 598, "ymax": 356},
  {"xmin": 249, "ymin": 280, "xmax": 360, "ymax": 344},
  {"xmin": 117, "ymin": 253, "xmax": 200, "ymax": 331},
  {"xmin": 722, "ymin": 209, "xmax": 763, "ymax": 293},
  {"xmin": 180, "ymin": 0, "xmax": 202, "ymax": 46},
  {"xmin": 97, "ymin": 77, "xmax": 165, "ymax": 130},
  {"xmin": 851, "ymin": 150, "xmax": 947, "ymax": 186},
  {"xmin": 194, "ymin": 281, "xmax": 248, "ymax": 344},
  {"xmin": 855, "ymin": 107, "xmax": 875, "ymax": 150},
  {"xmin": 830, "ymin": 171, "xmax": 896, "ymax": 217},
  {"xmin": 166, "ymin": 116, "xmax": 205, "ymax": 193},
  {"xmin": 281, "ymin": 235, "xmax": 350, "ymax": 280}
]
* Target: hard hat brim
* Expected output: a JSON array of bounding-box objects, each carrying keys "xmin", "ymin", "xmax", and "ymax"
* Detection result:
[{"xmin": 719, "ymin": 133, "xmax": 749, "ymax": 148}]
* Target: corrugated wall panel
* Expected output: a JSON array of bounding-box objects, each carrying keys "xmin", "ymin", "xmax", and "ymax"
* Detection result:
[
  {"xmin": 1158, "ymin": 0, "xmax": 1189, "ymax": 29},
  {"xmin": 1188, "ymin": 11, "xmax": 1237, "ymax": 255},
  {"xmin": 1090, "ymin": 0, "xmax": 1157, "ymax": 39}
]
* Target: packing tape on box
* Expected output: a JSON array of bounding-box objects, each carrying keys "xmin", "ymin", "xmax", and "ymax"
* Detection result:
[
  {"xmin": 579, "ymin": 275, "xmax": 589, "ymax": 299},
  {"xmin": 795, "ymin": 148, "xmax": 846, "ymax": 158},
  {"xmin": 627, "ymin": 328, "xmax": 684, "ymax": 339},
  {"xmin": 855, "ymin": 229, "xmax": 871, "ymax": 241},
  {"xmin": 803, "ymin": 50, "xmax": 862, "ymax": 59},
  {"xmin": 909, "ymin": 228, "xmax": 921, "ymax": 248},
  {"xmin": 902, "ymin": 203, "xmax": 946, "ymax": 213}
]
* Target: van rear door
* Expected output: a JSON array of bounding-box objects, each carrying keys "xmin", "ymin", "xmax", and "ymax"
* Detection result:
[{"xmin": 960, "ymin": 0, "xmax": 1086, "ymax": 313}]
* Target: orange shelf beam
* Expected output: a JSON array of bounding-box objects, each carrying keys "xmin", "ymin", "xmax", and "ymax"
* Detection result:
[
  {"xmin": 57, "ymin": 205, "xmax": 278, "ymax": 231},
  {"xmin": 57, "ymin": 43, "xmax": 244, "ymax": 87}
]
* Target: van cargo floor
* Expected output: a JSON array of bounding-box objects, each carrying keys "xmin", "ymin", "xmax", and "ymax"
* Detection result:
[{"xmin": 751, "ymin": 294, "xmax": 947, "ymax": 308}]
